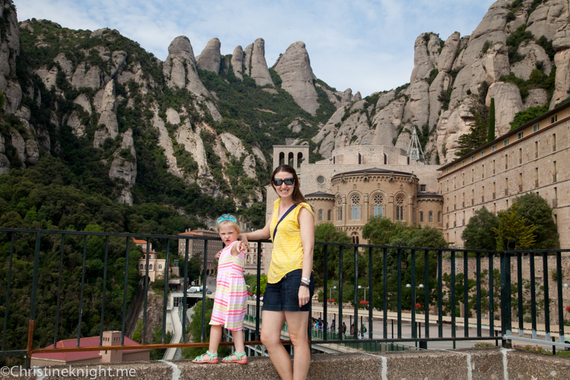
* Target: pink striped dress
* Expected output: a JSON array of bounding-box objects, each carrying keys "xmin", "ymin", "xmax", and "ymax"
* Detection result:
[{"xmin": 210, "ymin": 241, "xmax": 247, "ymax": 330}]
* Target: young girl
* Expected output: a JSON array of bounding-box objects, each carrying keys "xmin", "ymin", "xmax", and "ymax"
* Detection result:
[{"xmin": 192, "ymin": 214, "xmax": 248, "ymax": 364}]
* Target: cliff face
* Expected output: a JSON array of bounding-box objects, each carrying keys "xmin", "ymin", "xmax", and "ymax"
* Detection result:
[
  {"xmin": 314, "ymin": 0, "xmax": 570, "ymax": 165},
  {"xmin": 2, "ymin": 0, "xmax": 569, "ymax": 213}
]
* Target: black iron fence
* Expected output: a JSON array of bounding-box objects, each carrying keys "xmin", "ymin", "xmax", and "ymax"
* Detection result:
[{"xmin": 0, "ymin": 228, "xmax": 568, "ymax": 368}]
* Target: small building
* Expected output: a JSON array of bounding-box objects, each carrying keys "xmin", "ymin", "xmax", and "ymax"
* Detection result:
[
  {"xmin": 268, "ymin": 135, "xmax": 443, "ymax": 246},
  {"xmin": 31, "ymin": 331, "xmax": 150, "ymax": 366},
  {"xmin": 135, "ymin": 239, "xmax": 179, "ymax": 283}
]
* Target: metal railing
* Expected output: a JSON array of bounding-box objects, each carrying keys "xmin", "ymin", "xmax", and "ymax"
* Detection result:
[{"xmin": 0, "ymin": 228, "xmax": 569, "ymax": 368}]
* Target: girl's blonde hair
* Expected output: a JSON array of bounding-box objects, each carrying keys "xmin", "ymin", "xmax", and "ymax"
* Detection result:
[{"xmin": 217, "ymin": 220, "xmax": 241, "ymax": 235}]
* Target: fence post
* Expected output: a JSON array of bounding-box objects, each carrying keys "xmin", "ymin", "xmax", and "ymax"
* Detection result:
[{"xmin": 500, "ymin": 250, "xmax": 512, "ymax": 348}]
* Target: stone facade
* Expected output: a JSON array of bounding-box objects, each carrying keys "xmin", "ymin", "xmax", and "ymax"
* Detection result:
[
  {"xmin": 439, "ymin": 102, "xmax": 570, "ymax": 248},
  {"xmin": 267, "ymin": 144, "xmax": 443, "ymax": 244}
]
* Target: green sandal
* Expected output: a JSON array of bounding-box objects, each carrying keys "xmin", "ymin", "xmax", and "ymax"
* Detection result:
[
  {"xmin": 192, "ymin": 350, "xmax": 218, "ymax": 364},
  {"xmin": 222, "ymin": 351, "xmax": 247, "ymax": 364}
]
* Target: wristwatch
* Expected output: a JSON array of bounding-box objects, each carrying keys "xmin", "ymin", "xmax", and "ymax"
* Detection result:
[{"xmin": 301, "ymin": 277, "xmax": 311, "ymax": 284}]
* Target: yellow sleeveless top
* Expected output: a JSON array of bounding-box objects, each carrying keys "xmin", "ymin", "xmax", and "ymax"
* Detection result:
[{"xmin": 268, "ymin": 199, "xmax": 314, "ymax": 284}]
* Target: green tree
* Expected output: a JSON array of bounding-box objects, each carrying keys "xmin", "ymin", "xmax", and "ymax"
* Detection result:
[
  {"xmin": 510, "ymin": 104, "xmax": 548, "ymax": 130},
  {"xmin": 493, "ymin": 203, "xmax": 537, "ymax": 250},
  {"xmin": 455, "ymin": 102, "xmax": 489, "ymax": 157},
  {"xmin": 313, "ymin": 223, "xmax": 352, "ymax": 283},
  {"xmin": 513, "ymin": 193, "xmax": 560, "ymax": 249},
  {"xmin": 461, "ymin": 207, "xmax": 499, "ymax": 250},
  {"xmin": 488, "ymin": 98, "xmax": 495, "ymax": 142}
]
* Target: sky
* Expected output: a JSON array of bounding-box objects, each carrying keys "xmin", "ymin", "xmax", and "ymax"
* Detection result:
[{"xmin": 14, "ymin": 0, "xmax": 497, "ymax": 97}]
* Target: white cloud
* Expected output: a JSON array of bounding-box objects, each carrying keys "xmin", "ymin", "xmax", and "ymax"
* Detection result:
[{"xmin": 14, "ymin": 0, "xmax": 496, "ymax": 96}]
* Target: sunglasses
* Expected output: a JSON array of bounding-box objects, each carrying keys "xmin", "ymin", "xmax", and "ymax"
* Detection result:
[{"xmin": 273, "ymin": 177, "xmax": 295, "ymax": 186}]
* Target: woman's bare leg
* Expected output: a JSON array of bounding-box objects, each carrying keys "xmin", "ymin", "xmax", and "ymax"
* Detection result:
[
  {"xmin": 261, "ymin": 310, "xmax": 292, "ymax": 379},
  {"xmin": 284, "ymin": 311, "xmax": 310, "ymax": 380}
]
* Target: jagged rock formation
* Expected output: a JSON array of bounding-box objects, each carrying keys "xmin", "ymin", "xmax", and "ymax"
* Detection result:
[
  {"xmin": 231, "ymin": 45, "xmax": 244, "ymax": 80},
  {"xmin": 314, "ymin": 0, "xmax": 570, "ymax": 165},
  {"xmin": 196, "ymin": 38, "xmax": 221, "ymax": 74},
  {"xmin": 109, "ymin": 129, "xmax": 137, "ymax": 205},
  {"xmin": 244, "ymin": 38, "xmax": 274, "ymax": 88},
  {"xmin": 5, "ymin": 0, "xmax": 570, "ymax": 212},
  {"xmin": 273, "ymin": 41, "xmax": 318, "ymax": 115}
]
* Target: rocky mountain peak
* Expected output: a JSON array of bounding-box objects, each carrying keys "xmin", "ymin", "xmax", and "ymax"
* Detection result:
[
  {"xmin": 167, "ymin": 36, "xmax": 196, "ymax": 60},
  {"xmin": 196, "ymin": 37, "xmax": 221, "ymax": 74},
  {"xmin": 273, "ymin": 41, "xmax": 318, "ymax": 115},
  {"xmin": 248, "ymin": 38, "xmax": 274, "ymax": 87}
]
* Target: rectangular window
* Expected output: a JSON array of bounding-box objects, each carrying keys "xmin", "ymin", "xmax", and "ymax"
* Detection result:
[
  {"xmin": 338, "ymin": 207, "xmax": 342, "ymax": 221},
  {"xmin": 517, "ymin": 132, "xmax": 524, "ymax": 139},
  {"xmin": 352, "ymin": 206, "xmax": 361, "ymax": 220},
  {"xmin": 429, "ymin": 211, "xmax": 433, "ymax": 222},
  {"xmin": 553, "ymin": 133, "xmax": 557, "ymax": 151},
  {"xmin": 481, "ymin": 164, "xmax": 485, "ymax": 179},
  {"xmin": 319, "ymin": 209, "xmax": 323, "ymax": 220},
  {"xmin": 503, "ymin": 138, "xmax": 509, "ymax": 146},
  {"xmin": 327, "ymin": 210, "xmax": 331, "ymax": 221},
  {"xmin": 533, "ymin": 124, "xmax": 539, "ymax": 132},
  {"xmin": 438, "ymin": 212, "xmax": 441, "ymax": 223},
  {"xmin": 492, "ymin": 145, "xmax": 496, "ymax": 152},
  {"xmin": 481, "ymin": 150, "xmax": 485, "ymax": 157},
  {"xmin": 471, "ymin": 156, "xmax": 475, "ymax": 162},
  {"xmin": 551, "ymin": 115, "xmax": 558, "ymax": 123},
  {"xmin": 420, "ymin": 211, "xmax": 424, "ymax": 222},
  {"xmin": 420, "ymin": 184, "xmax": 426, "ymax": 192},
  {"xmin": 374, "ymin": 205, "xmax": 383, "ymax": 216}
]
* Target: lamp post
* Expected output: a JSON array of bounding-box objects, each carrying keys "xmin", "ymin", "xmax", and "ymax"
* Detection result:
[
  {"xmin": 330, "ymin": 286, "xmax": 337, "ymax": 301},
  {"xmin": 358, "ymin": 285, "xmax": 368, "ymax": 303}
]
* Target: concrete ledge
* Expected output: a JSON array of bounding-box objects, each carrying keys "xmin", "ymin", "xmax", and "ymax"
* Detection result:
[{"xmin": 20, "ymin": 347, "xmax": 570, "ymax": 379}]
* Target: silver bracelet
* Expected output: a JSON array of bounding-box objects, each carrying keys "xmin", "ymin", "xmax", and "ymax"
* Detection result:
[{"xmin": 301, "ymin": 277, "xmax": 311, "ymax": 284}]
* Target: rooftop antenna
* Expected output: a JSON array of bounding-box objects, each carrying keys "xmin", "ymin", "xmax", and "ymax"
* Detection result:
[{"xmin": 407, "ymin": 126, "xmax": 425, "ymax": 163}]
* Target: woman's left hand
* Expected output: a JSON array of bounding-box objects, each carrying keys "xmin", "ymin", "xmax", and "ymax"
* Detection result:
[{"xmin": 298, "ymin": 285, "xmax": 310, "ymax": 308}]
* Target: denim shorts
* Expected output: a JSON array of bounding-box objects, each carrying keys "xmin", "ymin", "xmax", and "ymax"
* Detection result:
[{"xmin": 262, "ymin": 269, "xmax": 315, "ymax": 312}]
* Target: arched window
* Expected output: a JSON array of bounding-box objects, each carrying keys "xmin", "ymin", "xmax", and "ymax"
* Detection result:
[
  {"xmin": 438, "ymin": 211, "xmax": 441, "ymax": 223},
  {"xmin": 429, "ymin": 211, "xmax": 433, "ymax": 222},
  {"xmin": 318, "ymin": 209, "xmax": 323, "ymax": 220},
  {"xmin": 149, "ymin": 264, "xmax": 153, "ymax": 270},
  {"xmin": 351, "ymin": 194, "xmax": 361, "ymax": 220},
  {"xmin": 396, "ymin": 195, "xmax": 405, "ymax": 221},
  {"xmin": 358, "ymin": 153, "xmax": 362, "ymax": 164},
  {"xmin": 139, "ymin": 264, "xmax": 144, "ymax": 270},
  {"xmin": 288, "ymin": 152, "xmax": 294, "ymax": 166},
  {"xmin": 279, "ymin": 152, "xmax": 285, "ymax": 166},
  {"xmin": 419, "ymin": 211, "xmax": 424, "ymax": 222},
  {"xmin": 336, "ymin": 195, "xmax": 343, "ymax": 220},
  {"xmin": 297, "ymin": 152, "xmax": 303, "ymax": 168},
  {"xmin": 327, "ymin": 209, "xmax": 332, "ymax": 221},
  {"xmin": 158, "ymin": 264, "xmax": 163, "ymax": 270},
  {"xmin": 373, "ymin": 194, "xmax": 383, "ymax": 216},
  {"xmin": 352, "ymin": 233, "xmax": 359, "ymax": 245}
]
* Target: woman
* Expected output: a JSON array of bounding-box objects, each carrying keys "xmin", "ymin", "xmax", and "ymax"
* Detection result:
[{"xmin": 240, "ymin": 164, "xmax": 314, "ymax": 380}]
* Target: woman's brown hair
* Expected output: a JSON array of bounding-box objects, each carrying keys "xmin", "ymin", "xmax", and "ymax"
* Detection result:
[{"xmin": 271, "ymin": 164, "xmax": 309, "ymax": 205}]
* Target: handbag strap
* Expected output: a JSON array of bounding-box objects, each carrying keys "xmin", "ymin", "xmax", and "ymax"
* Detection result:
[{"xmin": 273, "ymin": 204, "xmax": 298, "ymax": 241}]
